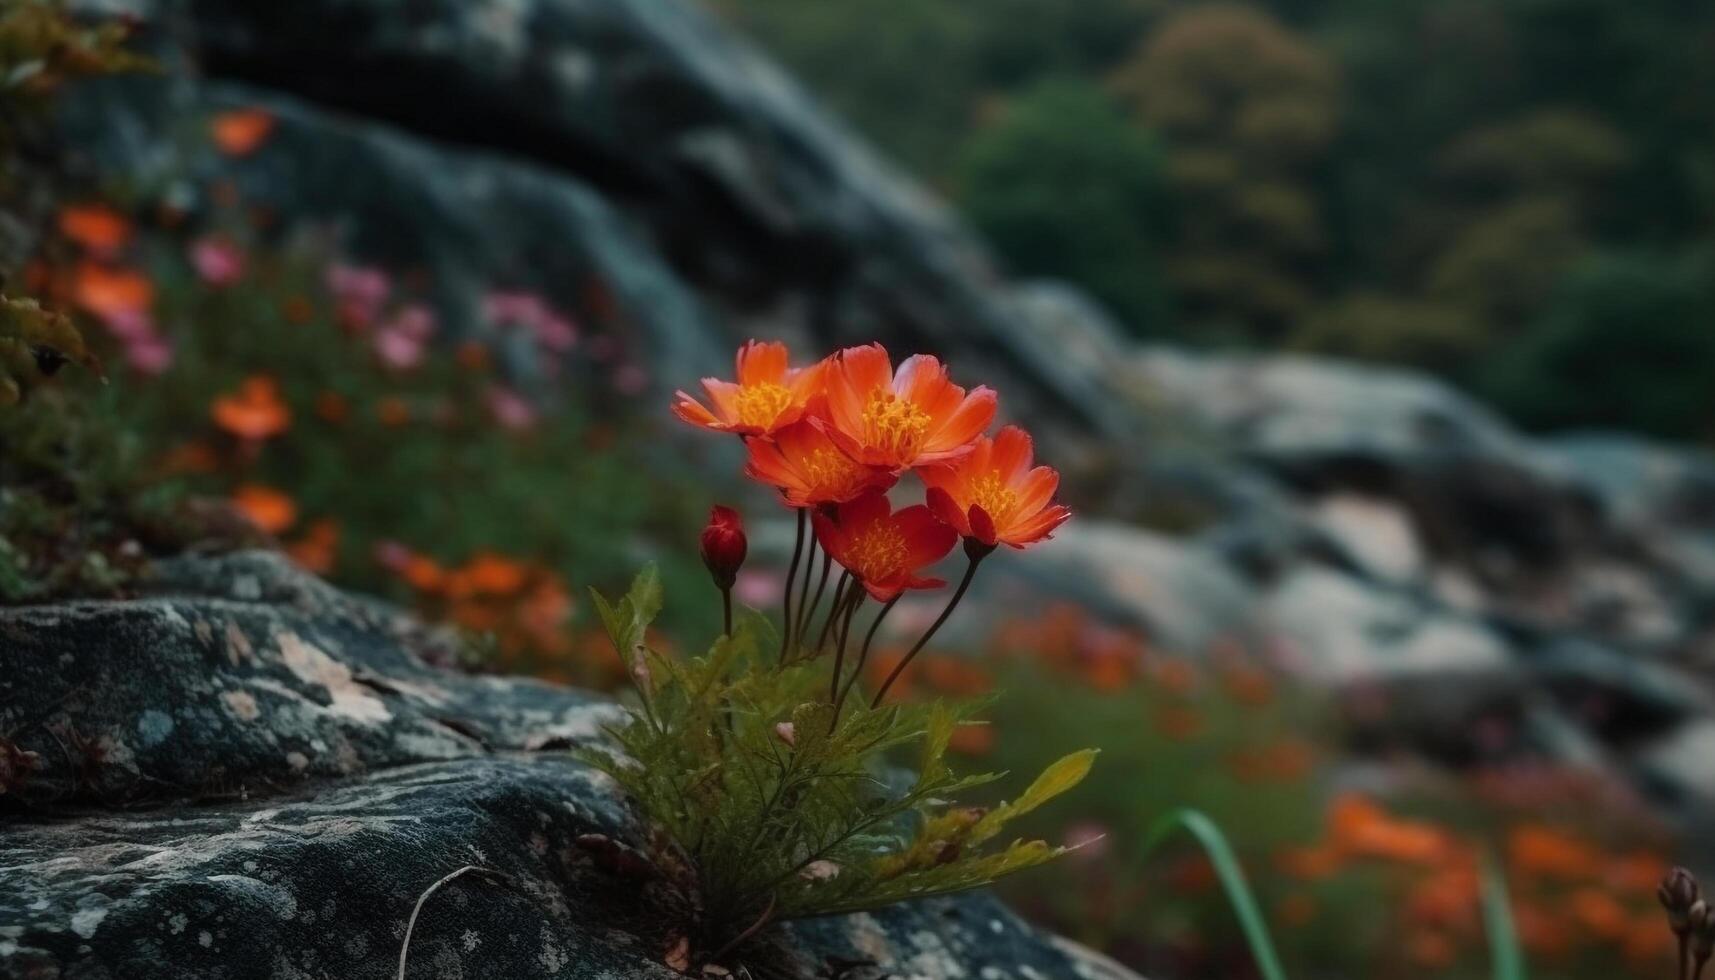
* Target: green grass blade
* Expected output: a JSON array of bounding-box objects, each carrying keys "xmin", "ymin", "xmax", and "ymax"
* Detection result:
[
  {"xmin": 1142, "ymin": 807, "xmax": 1288, "ymax": 980},
  {"xmin": 1480, "ymin": 853, "xmax": 1527, "ymax": 980}
]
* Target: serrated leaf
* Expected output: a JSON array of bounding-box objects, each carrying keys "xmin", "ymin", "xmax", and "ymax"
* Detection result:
[{"xmin": 971, "ymin": 748, "xmax": 1097, "ymax": 845}]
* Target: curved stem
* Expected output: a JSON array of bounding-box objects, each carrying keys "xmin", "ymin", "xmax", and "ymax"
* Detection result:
[
  {"xmin": 871, "ymin": 553, "xmax": 985, "ymax": 708},
  {"xmin": 797, "ymin": 551, "xmax": 833, "ymax": 644},
  {"xmin": 778, "ymin": 508, "xmax": 806, "ymax": 663},
  {"xmin": 811, "ymin": 572, "xmax": 852, "ymax": 657},
  {"xmin": 707, "ymin": 892, "xmax": 778, "ymax": 966},
  {"xmin": 836, "ymin": 595, "xmax": 898, "ymax": 720},
  {"xmin": 794, "ymin": 533, "xmax": 819, "ymax": 641},
  {"xmin": 827, "ymin": 586, "xmax": 866, "ymax": 704}
]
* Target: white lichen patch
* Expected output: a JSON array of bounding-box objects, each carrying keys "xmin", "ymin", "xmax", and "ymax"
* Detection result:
[
  {"xmin": 223, "ymin": 690, "xmax": 261, "ymax": 722},
  {"xmin": 275, "ymin": 632, "xmax": 391, "ymax": 726}
]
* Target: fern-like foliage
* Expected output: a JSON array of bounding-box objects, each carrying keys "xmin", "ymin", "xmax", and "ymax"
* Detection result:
[
  {"xmin": 0, "ymin": 0, "xmax": 149, "ymax": 151},
  {"xmin": 579, "ymin": 566, "xmax": 1096, "ymax": 965},
  {"xmin": 0, "ymin": 295, "xmax": 100, "ymax": 405}
]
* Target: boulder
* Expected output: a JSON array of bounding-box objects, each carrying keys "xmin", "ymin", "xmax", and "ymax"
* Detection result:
[{"xmin": 0, "ymin": 552, "xmax": 1138, "ymax": 980}]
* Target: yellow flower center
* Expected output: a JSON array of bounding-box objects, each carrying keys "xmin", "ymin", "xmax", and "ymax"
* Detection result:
[
  {"xmin": 800, "ymin": 447, "xmax": 861, "ymax": 500},
  {"xmin": 846, "ymin": 521, "xmax": 907, "ymax": 582},
  {"xmin": 861, "ymin": 390, "xmax": 931, "ymax": 460},
  {"xmin": 734, "ymin": 382, "xmax": 793, "ymax": 429},
  {"xmin": 969, "ymin": 472, "xmax": 1017, "ymax": 522}
]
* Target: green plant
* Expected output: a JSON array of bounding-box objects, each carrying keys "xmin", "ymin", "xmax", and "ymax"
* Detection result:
[{"xmin": 580, "ymin": 565, "xmax": 1096, "ymax": 967}]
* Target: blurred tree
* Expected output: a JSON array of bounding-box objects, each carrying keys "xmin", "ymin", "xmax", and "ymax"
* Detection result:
[
  {"xmin": 709, "ymin": 0, "xmax": 1162, "ymax": 182},
  {"xmin": 1475, "ymin": 248, "xmax": 1715, "ymax": 438},
  {"xmin": 954, "ymin": 78, "xmax": 1171, "ymax": 333},
  {"xmin": 1109, "ymin": 3, "xmax": 1339, "ymax": 344}
]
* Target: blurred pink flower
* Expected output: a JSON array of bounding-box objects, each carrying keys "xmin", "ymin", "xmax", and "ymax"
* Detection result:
[
  {"xmin": 373, "ymin": 304, "xmax": 436, "ymax": 370},
  {"xmin": 483, "ymin": 290, "xmax": 546, "ymax": 325},
  {"xmin": 100, "ymin": 306, "xmax": 156, "ymax": 341},
  {"xmin": 124, "ymin": 334, "xmax": 174, "ymax": 375},
  {"xmin": 372, "ymin": 539, "xmax": 412, "ymax": 571},
  {"xmin": 484, "ymin": 290, "xmax": 579, "ymax": 353},
  {"xmin": 189, "ymin": 235, "xmax": 245, "ymax": 286},
  {"xmin": 487, "ymin": 386, "xmax": 536, "ymax": 431},
  {"xmin": 325, "ymin": 262, "xmax": 390, "ymax": 329}
]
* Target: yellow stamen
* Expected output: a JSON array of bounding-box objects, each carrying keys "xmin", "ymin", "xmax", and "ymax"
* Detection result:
[
  {"xmin": 861, "ymin": 390, "xmax": 931, "ymax": 460},
  {"xmin": 846, "ymin": 521, "xmax": 907, "ymax": 582},
  {"xmin": 733, "ymin": 382, "xmax": 793, "ymax": 429},
  {"xmin": 801, "ymin": 448, "xmax": 861, "ymax": 500},
  {"xmin": 969, "ymin": 472, "xmax": 1017, "ymax": 523}
]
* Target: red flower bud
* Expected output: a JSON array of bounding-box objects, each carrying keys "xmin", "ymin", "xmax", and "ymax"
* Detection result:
[{"xmin": 700, "ymin": 505, "xmax": 747, "ymax": 591}]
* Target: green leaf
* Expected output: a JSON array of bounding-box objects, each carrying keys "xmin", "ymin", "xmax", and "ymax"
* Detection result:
[
  {"xmin": 627, "ymin": 563, "xmax": 663, "ymax": 630},
  {"xmin": 1481, "ymin": 852, "xmax": 1527, "ymax": 980},
  {"xmin": 971, "ymin": 748, "xmax": 1097, "ymax": 844},
  {"xmin": 1142, "ymin": 808, "xmax": 1288, "ymax": 980}
]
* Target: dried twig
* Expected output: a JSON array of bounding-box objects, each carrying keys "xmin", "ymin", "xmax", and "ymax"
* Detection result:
[{"xmin": 395, "ymin": 864, "xmax": 514, "ymax": 980}]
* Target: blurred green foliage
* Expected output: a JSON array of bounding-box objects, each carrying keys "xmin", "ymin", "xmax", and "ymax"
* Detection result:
[
  {"xmin": 955, "ymin": 79, "xmax": 1171, "ymax": 327},
  {"xmin": 713, "ymin": 0, "xmax": 1715, "ymax": 438}
]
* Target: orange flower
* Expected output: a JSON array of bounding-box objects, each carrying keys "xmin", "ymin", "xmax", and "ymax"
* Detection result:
[
  {"xmin": 812, "ymin": 491, "xmax": 956, "ymax": 601},
  {"xmin": 211, "ymin": 108, "xmax": 276, "ymax": 156},
  {"xmin": 212, "ymin": 376, "xmax": 291, "ymax": 440},
  {"xmin": 948, "ymin": 723, "xmax": 995, "ymax": 756},
  {"xmin": 1328, "ymin": 794, "xmax": 1449, "ymax": 865},
  {"xmin": 58, "ymin": 204, "xmax": 131, "ymax": 254},
  {"xmin": 743, "ymin": 419, "xmax": 897, "ymax": 508},
  {"xmin": 446, "ymin": 553, "xmax": 530, "ymax": 598},
  {"xmin": 1508, "ymin": 824, "xmax": 1601, "ymax": 881},
  {"xmin": 376, "ymin": 396, "xmax": 410, "ymax": 427},
  {"xmin": 400, "ymin": 554, "xmax": 447, "ymax": 593},
  {"xmin": 672, "ymin": 340, "xmax": 827, "ymax": 436},
  {"xmin": 822, "ymin": 343, "xmax": 995, "ymax": 469},
  {"xmin": 921, "ymin": 425, "xmax": 1069, "ymax": 548},
  {"xmin": 1569, "ymin": 887, "xmax": 1629, "ymax": 941},
  {"xmin": 230, "ymin": 484, "xmax": 297, "ymax": 534},
  {"xmin": 287, "ymin": 520, "xmax": 340, "ymax": 574},
  {"xmin": 72, "ymin": 262, "xmax": 152, "ymax": 321}
]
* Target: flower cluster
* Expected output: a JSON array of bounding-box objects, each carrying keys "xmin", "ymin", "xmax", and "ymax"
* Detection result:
[{"xmin": 676, "ymin": 340, "xmax": 1070, "ymax": 711}]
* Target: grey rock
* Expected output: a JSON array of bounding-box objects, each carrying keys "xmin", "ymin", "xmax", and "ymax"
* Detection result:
[
  {"xmin": 0, "ymin": 553, "xmax": 1139, "ymax": 980},
  {"xmin": 1, "ymin": 551, "xmax": 614, "ymax": 806}
]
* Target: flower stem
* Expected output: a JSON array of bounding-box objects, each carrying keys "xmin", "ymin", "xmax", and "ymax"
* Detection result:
[
  {"xmin": 797, "ymin": 550, "xmax": 832, "ymax": 643},
  {"xmin": 835, "ymin": 595, "xmax": 897, "ymax": 722},
  {"xmin": 827, "ymin": 585, "xmax": 865, "ymax": 705},
  {"xmin": 779, "ymin": 508, "xmax": 806, "ymax": 663},
  {"xmin": 871, "ymin": 549, "xmax": 987, "ymax": 708},
  {"xmin": 721, "ymin": 587, "xmax": 732, "ymax": 637},
  {"xmin": 811, "ymin": 572, "xmax": 851, "ymax": 657},
  {"xmin": 794, "ymin": 532, "xmax": 818, "ymax": 640}
]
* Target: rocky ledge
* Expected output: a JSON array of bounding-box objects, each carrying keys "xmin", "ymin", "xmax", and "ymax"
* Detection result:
[{"xmin": 0, "ymin": 552, "xmax": 1134, "ymax": 980}]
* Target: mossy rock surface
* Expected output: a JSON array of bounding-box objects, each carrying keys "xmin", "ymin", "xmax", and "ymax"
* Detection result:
[{"xmin": 0, "ymin": 552, "xmax": 1136, "ymax": 979}]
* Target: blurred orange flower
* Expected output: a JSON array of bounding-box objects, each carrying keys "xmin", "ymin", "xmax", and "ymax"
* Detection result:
[
  {"xmin": 812, "ymin": 491, "xmax": 956, "ymax": 602},
  {"xmin": 743, "ymin": 418, "xmax": 897, "ymax": 508},
  {"xmin": 287, "ymin": 520, "xmax": 340, "ymax": 574},
  {"xmin": 58, "ymin": 204, "xmax": 131, "ymax": 254},
  {"xmin": 72, "ymin": 262, "xmax": 152, "ymax": 321},
  {"xmin": 673, "ymin": 339, "xmax": 827, "ymax": 436},
  {"xmin": 822, "ymin": 343, "xmax": 995, "ymax": 469},
  {"xmin": 921, "ymin": 425, "xmax": 1070, "ymax": 548},
  {"xmin": 1328, "ymin": 794, "xmax": 1449, "ymax": 865},
  {"xmin": 1507, "ymin": 824, "xmax": 1601, "ymax": 880},
  {"xmin": 211, "ymin": 108, "xmax": 276, "ymax": 156},
  {"xmin": 212, "ymin": 376, "xmax": 291, "ymax": 440},
  {"xmin": 446, "ymin": 553, "xmax": 530, "ymax": 598},
  {"xmin": 949, "ymin": 723, "xmax": 995, "ymax": 756},
  {"xmin": 376, "ymin": 396, "xmax": 410, "ymax": 427},
  {"xmin": 230, "ymin": 484, "xmax": 298, "ymax": 534}
]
